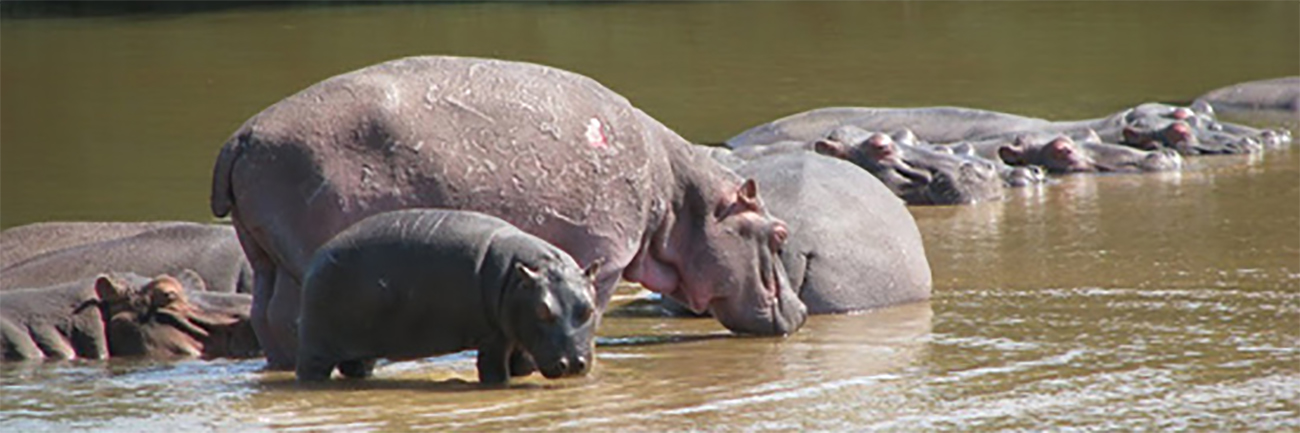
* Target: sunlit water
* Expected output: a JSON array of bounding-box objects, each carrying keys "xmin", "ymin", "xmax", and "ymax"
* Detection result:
[{"xmin": 2, "ymin": 2, "xmax": 1298, "ymax": 431}]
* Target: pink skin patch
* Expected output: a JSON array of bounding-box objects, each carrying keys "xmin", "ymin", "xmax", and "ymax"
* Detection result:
[{"xmin": 585, "ymin": 117, "xmax": 608, "ymax": 149}]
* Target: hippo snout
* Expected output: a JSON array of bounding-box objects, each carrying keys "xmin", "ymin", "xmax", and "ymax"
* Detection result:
[{"xmin": 539, "ymin": 354, "xmax": 590, "ymax": 379}]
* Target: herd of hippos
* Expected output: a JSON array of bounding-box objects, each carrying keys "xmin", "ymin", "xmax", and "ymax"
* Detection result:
[{"xmin": 2, "ymin": 56, "xmax": 1295, "ymax": 385}]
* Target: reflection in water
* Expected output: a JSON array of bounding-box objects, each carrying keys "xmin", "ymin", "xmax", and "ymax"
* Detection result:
[{"xmin": 1, "ymin": 1, "xmax": 1298, "ymax": 431}]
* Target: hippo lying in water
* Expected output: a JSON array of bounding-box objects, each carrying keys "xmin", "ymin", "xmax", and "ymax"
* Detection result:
[
  {"xmin": 211, "ymin": 55, "xmax": 804, "ymax": 369},
  {"xmin": 945, "ymin": 132, "xmax": 1182, "ymax": 174},
  {"xmin": 726, "ymin": 104, "xmax": 1287, "ymax": 157},
  {"xmin": 729, "ymin": 126, "xmax": 1006, "ymax": 205},
  {"xmin": 1, "ymin": 273, "xmax": 259, "ymax": 361},
  {"xmin": 296, "ymin": 209, "xmax": 597, "ymax": 384},
  {"xmin": 1193, "ymin": 76, "xmax": 1300, "ymax": 121},
  {"xmin": 731, "ymin": 152, "xmax": 931, "ymax": 312},
  {"xmin": 0, "ymin": 222, "xmax": 253, "ymax": 294}
]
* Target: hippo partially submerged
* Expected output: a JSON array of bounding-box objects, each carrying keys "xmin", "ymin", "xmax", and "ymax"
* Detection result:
[
  {"xmin": 0, "ymin": 222, "xmax": 253, "ymax": 294},
  {"xmin": 211, "ymin": 56, "xmax": 805, "ymax": 369},
  {"xmin": 1, "ymin": 273, "xmax": 259, "ymax": 361},
  {"xmin": 296, "ymin": 209, "xmax": 597, "ymax": 384}
]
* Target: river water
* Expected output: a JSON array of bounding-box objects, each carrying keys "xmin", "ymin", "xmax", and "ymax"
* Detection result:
[{"xmin": 2, "ymin": 2, "xmax": 1297, "ymax": 431}]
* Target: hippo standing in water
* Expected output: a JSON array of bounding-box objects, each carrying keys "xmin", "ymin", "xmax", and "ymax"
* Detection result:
[
  {"xmin": 211, "ymin": 56, "xmax": 804, "ymax": 369},
  {"xmin": 296, "ymin": 209, "xmax": 597, "ymax": 384},
  {"xmin": 1, "ymin": 273, "xmax": 259, "ymax": 361},
  {"xmin": 731, "ymin": 152, "xmax": 931, "ymax": 312},
  {"xmin": 0, "ymin": 222, "xmax": 253, "ymax": 294}
]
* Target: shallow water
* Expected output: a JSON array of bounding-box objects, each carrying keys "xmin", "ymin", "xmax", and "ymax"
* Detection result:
[{"xmin": 2, "ymin": 2, "xmax": 1298, "ymax": 431}]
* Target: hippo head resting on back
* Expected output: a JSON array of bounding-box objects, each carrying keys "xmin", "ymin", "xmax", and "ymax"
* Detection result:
[
  {"xmin": 811, "ymin": 125, "xmax": 1004, "ymax": 205},
  {"xmin": 99, "ymin": 273, "xmax": 259, "ymax": 359}
]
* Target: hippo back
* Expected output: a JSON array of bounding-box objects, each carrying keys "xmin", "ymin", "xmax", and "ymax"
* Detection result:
[{"xmin": 735, "ymin": 153, "xmax": 932, "ymax": 313}]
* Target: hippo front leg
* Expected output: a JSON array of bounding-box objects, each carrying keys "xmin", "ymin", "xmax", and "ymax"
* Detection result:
[
  {"xmin": 476, "ymin": 334, "xmax": 515, "ymax": 386},
  {"xmin": 508, "ymin": 349, "xmax": 536, "ymax": 377}
]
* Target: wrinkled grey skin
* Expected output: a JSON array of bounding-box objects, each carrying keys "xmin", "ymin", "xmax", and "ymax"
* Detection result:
[
  {"xmin": 726, "ymin": 104, "xmax": 1287, "ymax": 157},
  {"xmin": 1194, "ymin": 76, "xmax": 1300, "ymax": 119},
  {"xmin": 295, "ymin": 209, "xmax": 597, "ymax": 385},
  {"xmin": 1, "ymin": 273, "xmax": 259, "ymax": 361},
  {"xmin": 803, "ymin": 126, "xmax": 1004, "ymax": 205},
  {"xmin": 0, "ymin": 222, "xmax": 253, "ymax": 294},
  {"xmin": 934, "ymin": 142, "xmax": 1046, "ymax": 187},
  {"xmin": 211, "ymin": 56, "xmax": 803, "ymax": 369},
  {"xmin": 733, "ymin": 153, "xmax": 931, "ymax": 313},
  {"xmin": 1117, "ymin": 102, "xmax": 1289, "ymax": 154}
]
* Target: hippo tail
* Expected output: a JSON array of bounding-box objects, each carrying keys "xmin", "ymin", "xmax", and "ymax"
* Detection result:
[{"xmin": 210, "ymin": 131, "xmax": 248, "ymax": 218}]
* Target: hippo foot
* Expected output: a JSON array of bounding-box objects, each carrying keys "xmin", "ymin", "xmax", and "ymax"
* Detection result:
[{"xmin": 338, "ymin": 359, "xmax": 377, "ymax": 379}]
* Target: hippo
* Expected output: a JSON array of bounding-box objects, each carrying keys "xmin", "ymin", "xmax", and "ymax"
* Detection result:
[
  {"xmin": 732, "ymin": 152, "xmax": 931, "ymax": 313},
  {"xmin": 1193, "ymin": 76, "xmax": 1300, "ymax": 121},
  {"xmin": 1117, "ymin": 102, "xmax": 1290, "ymax": 154},
  {"xmin": 1, "ymin": 273, "xmax": 259, "ymax": 361},
  {"xmin": 0, "ymin": 221, "xmax": 185, "ymax": 268},
  {"xmin": 0, "ymin": 222, "xmax": 253, "ymax": 294},
  {"xmin": 210, "ymin": 56, "xmax": 804, "ymax": 369},
  {"xmin": 804, "ymin": 126, "xmax": 1005, "ymax": 205},
  {"xmin": 295, "ymin": 209, "xmax": 597, "ymax": 384},
  {"xmin": 726, "ymin": 105, "xmax": 1285, "ymax": 156},
  {"xmin": 948, "ymin": 133, "xmax": 1182, "ymax": 174}
]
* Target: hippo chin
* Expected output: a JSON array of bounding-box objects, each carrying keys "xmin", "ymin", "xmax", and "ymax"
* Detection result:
[{"xmin": 211, "ymin": 56, "xmax": 805, "ymax": 369}]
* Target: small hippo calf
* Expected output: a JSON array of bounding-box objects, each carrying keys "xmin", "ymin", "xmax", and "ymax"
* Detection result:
[{"xmin": 295, "ymin": 209, "xmax": 600, "ymax": 385}]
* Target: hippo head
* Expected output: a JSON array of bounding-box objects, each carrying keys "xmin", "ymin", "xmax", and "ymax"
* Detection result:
[
  {"xmin": 817, "ymin": 129, "xmax": 1003, "ymax": 205},
  {"xmin": 95, "ymin": 274, "xmax": 260, "ymax": 359},
  {"xmin": 502, "ymin": 258, "xmax": 599, "ymax": 379},
  {"xmin": 999, "ymin": 136, "xmax": 1096, "ymax": 173},
  {"xmin": 673, "ymin": 179, "xmax": 806, "ymax": 335},
  {"xmin": 1123, "ymin": 119, "xmax": 1264, "ymax": 155}
]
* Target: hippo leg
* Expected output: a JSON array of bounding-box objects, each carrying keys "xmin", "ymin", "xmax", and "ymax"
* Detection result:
[
  {"xmin": 338, "ymin": 359, "xmax": 377, "ymax": 379},
  {"xmin": 265, "ymin": 269, "xmax": 301, "ymax": 370},
  {"xmin": 476, "ymin": 335, "xmax": 512, "ymax": 386},
  {"xmin": 295, "ymin": 350, "xmax": 337, "ymax": 382},
  {"xmin": 30, "ymin": 324, "xmax": 75, "ymax": 360},
  {"xmin": 237, "ymin": 223, "xmax": 294, "ymax": 370},
  {"xmin": 508, "ymin": 349, "xmax": 536, "ymax": 377},
  {"xmin": 1, "ymin": 318, "xmax": 43, "ymax": 360}
]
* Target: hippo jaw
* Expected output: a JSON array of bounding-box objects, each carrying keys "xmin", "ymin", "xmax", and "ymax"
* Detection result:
[{"xmin": 708, "ymin": 248, "xmax": 807, "ymax": 336}]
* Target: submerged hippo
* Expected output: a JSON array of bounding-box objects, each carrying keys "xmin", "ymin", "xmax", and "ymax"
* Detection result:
[
  {"xmin": 296, "ymin": 209, "xmax": 597, "ymax": 384},
  {"xmin": 1194, "ymin": 76, "xmax": 1300, "ymax": 119},
  {"xmin": 948, "ymin": 133, "xmax": 1182, "ymax": 174},
  {"xmin": 211, "ymin": 56, "xmax": 804, "ymax": 369},
  {"xmin": 726, "ymin": 105, "xmax": 1284, "ymax": 157},
  {"xmin": 0, "ymin": 222, "xmax": 253, "ymax": 294},
  {"xmin": 732, "ymin": 152, "xmax": 931, "ymax": 313},
  {"xmin": 806, "ymin": 126, "xmax": 1005, "ymax": 205},
  {"xmin": 1, "ymin": 273, "xmax": 259, "ymax": 361}
]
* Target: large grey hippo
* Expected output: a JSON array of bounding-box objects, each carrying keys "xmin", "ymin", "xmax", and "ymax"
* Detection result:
[
  {"xmin": 730, "ymin": 152, "xmax": 932, "ymax": 313},
  {"xmin": 0, "ymin": 222, "xmax": 253, "ymax": 294},
  {"xmin": 1, "ymin": 273, "xmax": 259, "ymax": 361},
  {"xmin": 211, "ymin": 56, "xmax": 805, "ymax": 369},
  {"xmin": 296, "ymin": 209, "xmax": 597, "ymax": 384}
]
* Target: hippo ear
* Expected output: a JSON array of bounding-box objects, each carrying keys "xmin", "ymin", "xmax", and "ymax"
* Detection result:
[
  {"xmin": 1191, "ymin": 99, "xmax": 1215, "ymax": 117},
  {"xmin": 145, "ymin": 276, "xmax": 188, "ymax": 310},
  {"xmin": 174, "ymin": 269, "xmax": 208, "ymax": 293},
  {"xmin": 582, "ymin": 258, "xmax": 604, "ymax": 283},
  {"xmin": 736, "ymin": 179, "xmax": 761, "ymax": 211},
  {"xmin": 811, "ymin": 140, "xmax": 849, "ymax": 159},
  {"xmin": 514, "ymin": 262, "xmax": 543, "ymax": 289},
  {"xmin": 997, "ymin": 145, "xmax": 1026, "ymax": 165},
  {"xmin": 94, "ymin": 275, "xmax": 129, "ymax": 304}
]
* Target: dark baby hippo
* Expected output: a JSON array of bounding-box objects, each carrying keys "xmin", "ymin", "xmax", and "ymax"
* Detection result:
[
  {"xmin": 1, "ymin": 273, "xmax": 259, "ymax": 361},
  {"xmin": 295, "ymin": 209, "xmax": 599, "ymax": 385}
]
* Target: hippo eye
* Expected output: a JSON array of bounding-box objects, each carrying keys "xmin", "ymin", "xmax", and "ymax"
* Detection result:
[
  {"xmin": 575, "ymin": 305, "xmax": 593, "ymax": 324},
  {"xmin": 537, "ymin": 304, "xmax": 556, "ymax": 324}
]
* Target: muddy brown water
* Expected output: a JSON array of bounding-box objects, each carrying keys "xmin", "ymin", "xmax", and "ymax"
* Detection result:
[{"xmin": 2, "ymin": 2, "xmax": 1298, "ymax": 431}]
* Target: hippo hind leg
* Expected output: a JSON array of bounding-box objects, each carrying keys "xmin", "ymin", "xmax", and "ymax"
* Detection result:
[
  {"xmin": 295, "ymin": 351, "xmax": 337, "ymax": 382},
  {"xmin": 337, "ymin": 359, "xmax": 377, "ymax": 379}
]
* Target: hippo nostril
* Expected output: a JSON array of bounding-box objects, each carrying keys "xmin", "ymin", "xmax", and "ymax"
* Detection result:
[
  {"xmin": 574, "ymin": 356, "xmax": 588, "ymax": 373},
  {"xmin": 556, "ymin": 358, "xmax": 569, "ymax": 373}
]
